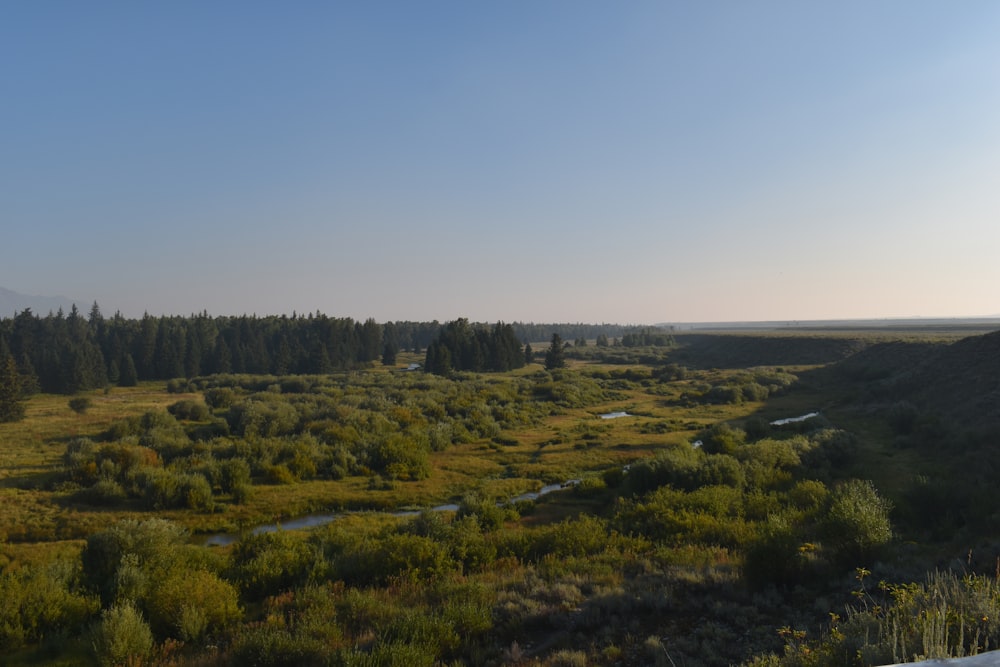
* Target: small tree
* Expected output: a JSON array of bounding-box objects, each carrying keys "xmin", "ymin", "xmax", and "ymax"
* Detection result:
[
  {"xmin": 0, "ymin": 354, "xmax": 25, "ymax": 423},
  {"xmin": 544, "ymin": 334, "xmax": 565, "ymax": 370},
  {"xmin": 523, "ymin": 342, "xmax": 534, "ymax": 365}
]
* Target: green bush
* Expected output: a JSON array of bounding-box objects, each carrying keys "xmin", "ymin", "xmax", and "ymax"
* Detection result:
[
  {"xmin": 146, "ymin": 569, "xmax": 241, "ymax": 642},
  {"xmin": 167, "ymin": 399, "xmax": 211, "ymax": 421},
  {"xmin": 221, "ymin": 458, "xmax": 252, "ymax": 493},
  {"xmin": 457, "ymin": 493, "xmax": 506, "ymax": 532},
  {"xmin": 81, "ymin": 518, "xmax": 189, "ymax": 605},
  {"xmin": 822, "ymin": 479, "xmax": 893, "ymax": 568},
  {"xmin": 203, "ymin": 387, "xmax": 237, "ymax": 409},
  {"xmin": 178, "ymin": 472, "xmax": 215, "ymax": 511},
  {"xmin": 230, "ymin": 624, "xmax": 328, "ymax": 667},
  {"xmin": 229, "ymin": 531, "xmax": 316, "ymax": 601},
  {"xmin": 69, "ymin": 396, "xmax": 93, "ymax": 414},
  {"xmin": 91, "ymin": 600, "xmax": 154, "ymax": 667},
  {"xmin": 0, "ymin": 561, "xmax": 98, "ymax": 651}
]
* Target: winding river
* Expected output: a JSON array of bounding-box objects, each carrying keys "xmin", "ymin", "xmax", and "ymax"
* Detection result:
[{"xmin": 197, "ymin": 480, "xmax": 580, "ymax": 547}]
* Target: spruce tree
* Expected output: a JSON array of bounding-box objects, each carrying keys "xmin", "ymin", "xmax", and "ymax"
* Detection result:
[
  {"xmin": 382, "ymin": 341, "xmax": 398, "ymax": 366},
  {"xmin": 545, "ymin": 333, "xmax": 566, "ymax": 370},
  {"xmin": 0, "ymin": 354, "xmax": 26, "ymax": 422},
  {"xmin": 119, "ymin": 354, "xmax": 139, "ymax": 387}
]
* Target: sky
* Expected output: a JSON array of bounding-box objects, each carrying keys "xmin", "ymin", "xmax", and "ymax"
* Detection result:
[{"xmin": 3, "ymin": 2, "xmax": 999, "ymax": 324}]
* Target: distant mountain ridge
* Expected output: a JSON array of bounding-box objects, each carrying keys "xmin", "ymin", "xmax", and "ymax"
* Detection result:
[{"xmin": 0, "ymin": 286, "xmax": 82, "ymax": 317}]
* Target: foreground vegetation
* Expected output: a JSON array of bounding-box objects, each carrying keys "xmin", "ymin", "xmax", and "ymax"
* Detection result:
[{"xmin": 2, "ymin": 326, "xmax": 1000, "ymax": 666}]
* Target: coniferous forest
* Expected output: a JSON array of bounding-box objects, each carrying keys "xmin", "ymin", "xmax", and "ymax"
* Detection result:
[
  {"xmin": 0, "ymin": 305, "xmax": 633, "ymax": 395},
  {"xmin": 2, "ymin": 310, "xmax": 1000, "ymax": 666}
]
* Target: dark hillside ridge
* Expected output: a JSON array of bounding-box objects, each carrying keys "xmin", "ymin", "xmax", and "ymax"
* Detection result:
[
  {"xmin": 907, "ymin": 330, "xmax": 1000, "ymax": 434},
  {"xmin": 670, "ymin": 333, "xmax": 870, "ymax": 369},
  {"xmin": 832, "ymin": 330, "xmax": 1000, "ymax": 436}
]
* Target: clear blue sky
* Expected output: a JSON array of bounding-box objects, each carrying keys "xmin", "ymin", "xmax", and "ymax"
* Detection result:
[{"xmin": 3, "ymin": 2, "xmax": 999, "ymax": 323}]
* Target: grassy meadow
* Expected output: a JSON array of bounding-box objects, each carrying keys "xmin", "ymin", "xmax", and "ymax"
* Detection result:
[{"xmin": 1, "ymin": 353, "xmax": 760, "ymax": 548}]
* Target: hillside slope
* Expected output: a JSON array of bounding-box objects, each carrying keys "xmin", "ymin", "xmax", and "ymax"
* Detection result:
[
  {"xmin": 831, "ymin": 330, "xmax": 1000, "ymax": 436},
  {"xmin": 671, "ymin": 333, "xmax": 871, "ymax": 368}
]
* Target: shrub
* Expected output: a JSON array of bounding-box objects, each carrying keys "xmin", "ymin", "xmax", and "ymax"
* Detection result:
[
  {"xmin": 221, "ymin": 458, "xmax": 252, "ymax": 494},
  {"xmin": 372, "ymin": 433, "xmax": 430, "ymax": 481},
  {"xmin": 85, "ymin": 478, "xmax": 127, "ymax": 505},
  {"xmin": 167, "ymin": 399, "xmax": 210, "ymax": 421},
  {"xmin": 228, "ymin": 397, "xmax": 299, "ymax": 438},
  {"xmin": 178, "ymin": 472, "xmax": 215, "ymax": 512},
  {"xmin": 229, "ymin": 531, "xmax": 316, "ymax": 601},
  {"xmin": 823, "ymin": 479, "xmax": 893, "ymax": 568},
  {"xmin": 540, "ymin": 514, "xmax": 610, "ymax": 558},
  {"xmin": 743, "ymin": 513, "xmax": 808, "ymax": 590},
  {"xmin": 698, "ymin": 422, "xmax": 746, "ymax": 455},
  {"xmin": 166, "ymin": 379, "xmax": 190, "ymax": 393},
  {"xmin": 788, "ymin": 480, "xmax": 828, "ymax": 510},
  {"xmin": 457, "ymin": 493, "xmax": 508, "ymax": 532},
  {"xmin": 146, "ymin": 569, "xmax": 241, "ymax": 642},
  {"xmin": 705, "ymin": 385, "xmax": 743, "ymax": 405},
  {"xmin": 574, "ymin": 476, "xmax": 607, "ymax": 496},
  {"xmin": 230, "ymin": 624, "xmax": 328, "ymax": 667},
  {"xmin": 69, "ymin": 396, "xmax": 93, "ymax": 414},
  {"xmin": 82, "ymin": 518, "xmax": 189, "ymax": 604},
  {"xmin": 0, "ymin": 560, "xmax": 98, "ymax": 651},
  {"xmin": 265, "ymin": 464, "xmax": 297, "ymax": 485},
  {"xmin": 136, "ymin": 468, "xmax": 180, "ymax": 510},
  {"xmin": 91, "ymin": 600, "xmax": 154, "ymax": 667},
  {"xmin": 446, "ymin": 516, "xmax": 497, "ymax": 572},
  {"xmin": 550, "ymin": 649, "xmax": 588, "ymax": 667},
  {"xmin": 204, "ymin": 387, "xmax": 237, "ymax": 410}
]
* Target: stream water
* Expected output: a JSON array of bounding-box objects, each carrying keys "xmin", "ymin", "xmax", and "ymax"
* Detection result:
[
  {"xmin": 197, "ymin": 479, "xmax": 580, "ymax": 547},
  {"xmin": 769, "ymin": 411, "xmax": 819, "ymax": 426}
]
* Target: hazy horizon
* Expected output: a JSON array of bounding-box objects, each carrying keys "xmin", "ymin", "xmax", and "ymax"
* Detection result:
[
  {"xmin": 5, "ymin": 285, "xmax": 1000, "ymax": 328},
  {"xmin": 4, "ymin": 3, "xmax": 999, "ymax": 323}
]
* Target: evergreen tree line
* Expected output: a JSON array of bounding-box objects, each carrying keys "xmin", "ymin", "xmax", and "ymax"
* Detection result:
[
  {"xmin": 0, "ymin": 305, "xmax": 650, "ymax": 395},
  {"xmin": 424, "ymin": 319, "xmax": 527, "ymax": 375},
  {"xmin": 620, "ymin": 326, "xmax": 676, "ymax": 347},
  {"xmin": 0, "ymin": 305, "xmax": 444, "ymax": 394},
  {"xmin": 510, "ymin": 322, "xmax": 632, "ymax": 344}
]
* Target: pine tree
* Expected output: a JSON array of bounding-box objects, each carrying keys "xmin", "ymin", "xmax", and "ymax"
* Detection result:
[
  {"xmin": 524, "ymin": 342, "xmax": 534, "ymax": 365},
  {"xmin": 119, "ymin": 354, "xmax": 139, "ymax": 387},
  {"xmin": 0, "ymin": 354, "xmax": 26, "ymax": 422},
  {"xmin": 545, "ymin": 333, "xmax": 566, "ymax": 370},
  {"xmin": 382, "ymin": 341, "xmax": 399, "ymax": 366}
]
